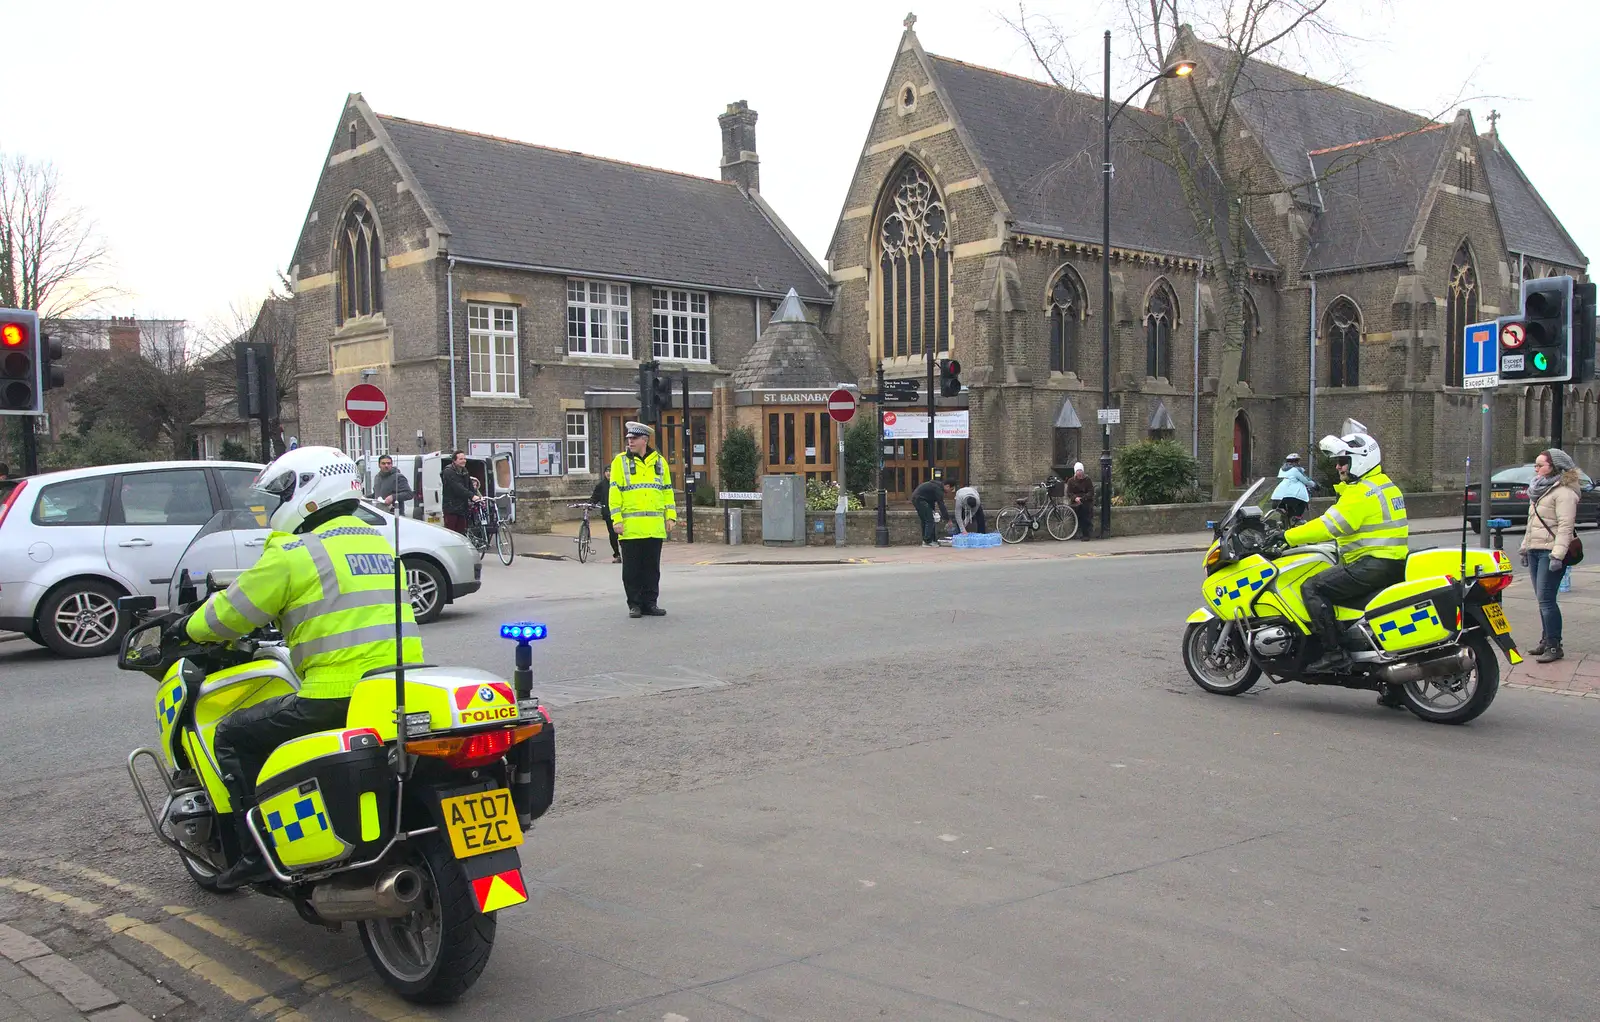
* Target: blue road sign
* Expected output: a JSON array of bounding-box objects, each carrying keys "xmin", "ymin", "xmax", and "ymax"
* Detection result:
[{"xmin": 1463, "ymin": 320, "xmax": 1498, "ymax": 388}]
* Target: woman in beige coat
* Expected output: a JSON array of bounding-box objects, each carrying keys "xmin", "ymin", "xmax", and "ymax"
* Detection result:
[{"xmin": 1519, "ymin": 448, "xmax": 1581, "ymax": 663}]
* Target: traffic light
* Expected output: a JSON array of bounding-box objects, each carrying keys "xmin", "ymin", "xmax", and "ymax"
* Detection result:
[
  {"xmin": 0, "ymin": 308, "xmax": 42, "ymax": 415},
  {"xmin": 1575, "ymin": 280, "xmax": 1597, "ymax": 385},
  {"xmin": 638, "ymin": 361, "xmax": 675, "ymax": 422},
  {"xmin": 1499, "ymin": 276, "xmax": 1574, "ymax": 383},
  {"xmin": 883, "ymin": 378, "xmax": 919, "ymax": 403},
  {"xmin": 938, "ymin": 357, "xmax": 962, "ymax": 397}
]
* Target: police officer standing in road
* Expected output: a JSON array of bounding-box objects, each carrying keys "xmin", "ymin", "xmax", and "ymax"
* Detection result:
[
  {"xmin": 178, "ymin": 446, "xmax": 425, "ymax": 889},
  {"xmin": 609, "ymin": 421, "xmax": 677, "ymax": 617}
]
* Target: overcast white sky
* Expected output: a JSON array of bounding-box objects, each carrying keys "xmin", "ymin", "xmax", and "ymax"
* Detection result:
[{"xmin": 5, "ymin": 0, "xmax": 1594, "ymax": 331}]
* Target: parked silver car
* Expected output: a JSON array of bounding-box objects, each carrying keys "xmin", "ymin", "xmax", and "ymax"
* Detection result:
[{"xmin": 0, "ymin": 461, "xmax": 483, "ymax": 657}]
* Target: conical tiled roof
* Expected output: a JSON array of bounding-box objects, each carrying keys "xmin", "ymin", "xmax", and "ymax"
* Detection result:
[{"xmin": 731, "ymin": 288, "xmax": 856, "ymax": 390}]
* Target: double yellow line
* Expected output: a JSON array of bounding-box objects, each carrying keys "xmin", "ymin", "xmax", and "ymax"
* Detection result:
[{"xmin": 0, "ymin": 864, "xmax": 435, "ymax": 1022}]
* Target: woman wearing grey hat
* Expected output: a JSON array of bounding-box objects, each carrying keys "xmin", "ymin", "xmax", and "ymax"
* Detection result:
[{"xmin": 1520, "ymin": 448, "xmax": 1581, "ymax": 663}]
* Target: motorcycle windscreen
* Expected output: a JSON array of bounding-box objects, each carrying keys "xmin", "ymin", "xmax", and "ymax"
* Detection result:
[{"xmin": 168, "ymin": 509, "xmax": 266, "ymax": 610}]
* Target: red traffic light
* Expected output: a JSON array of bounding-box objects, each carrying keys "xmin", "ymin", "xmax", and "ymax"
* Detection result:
[
  {"xmin": 1, "ymin": 322, "xmax": 26, "ymax": 347},
  {"xmin": 1500, "ymin": 322, "xmax": 1526, "ymax": 349}
]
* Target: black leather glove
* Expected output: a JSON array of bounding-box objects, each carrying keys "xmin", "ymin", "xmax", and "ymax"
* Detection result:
[
  {"xmin": 163, "ymin": 614, "xmax": 193, "ymax": 644},
  {"xmin": 1263, "ymin": 532, "xmax": 1288, "ymax": 557}
]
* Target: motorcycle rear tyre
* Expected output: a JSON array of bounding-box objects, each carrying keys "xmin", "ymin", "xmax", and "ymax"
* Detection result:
[
  {"xmin": 1398, "ymin": 633, "xmax": 1499, "ymax": 725},
  {"xmin": 1182, "ymin": 620, "xmax": 1262, "ymax": 696},
  {"xmin": 359, "ymin": 832, "xmax": 496, "ymax": 1003}
]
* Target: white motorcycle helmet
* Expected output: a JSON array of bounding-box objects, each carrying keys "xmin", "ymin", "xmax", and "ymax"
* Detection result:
[
  {"xmin": 250, "ymin": 446, "xmax": 364, "ymax": 534},
  {"xmin": 1319, "ymin": 432, "xmax": 1381, "ymax": 480}
]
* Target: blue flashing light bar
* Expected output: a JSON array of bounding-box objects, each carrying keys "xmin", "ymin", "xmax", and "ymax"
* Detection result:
[{"xmin": 499, "ymin": 622, "xmax": 549, "ymax": 641}]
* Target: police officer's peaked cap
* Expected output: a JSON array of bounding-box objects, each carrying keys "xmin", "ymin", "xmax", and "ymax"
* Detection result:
[{"xmin": 624, "ymin": 421, "xmax": 654, "ymax": 438}]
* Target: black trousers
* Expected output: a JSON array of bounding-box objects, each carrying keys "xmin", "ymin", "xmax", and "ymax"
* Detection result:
[
  {"xmin": 1275, "ymin": 496, "xmax": 1309, "ymax": 520},
  {"xmin": 914, "ymin": 498, "xmax": 937, "ymax": 543},
  {"xmin": 1303, "ymin": 556, "xmax": 1406, "ymax": 651},
  {"xmin": 215, "ymin": 695, "xmax": 348, "ymax": 842},
  {"xmin": 1072, "ymin": 500, "xmax": 1093, "ymax": 539},
  {"xmin": 621, "ymin": 537, "xmax": 664, "ymax": 609},
  {"xmin": 602, "ymin": 515, "xmax": 620, "ymax": 557}
]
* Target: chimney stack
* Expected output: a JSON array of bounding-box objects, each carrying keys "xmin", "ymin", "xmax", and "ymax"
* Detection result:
[
  {"xmin": 718, "ymin": 100, "xmax": 759, "ymax": 193},
  {"xmin": 109, "ymin": 316, "xmax": 141, "ymax": 355}
]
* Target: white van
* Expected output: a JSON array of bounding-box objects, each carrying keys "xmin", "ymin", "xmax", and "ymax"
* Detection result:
[{"xmin": 360, "ymin": 451, "xmax": 517, "ymax": 526}]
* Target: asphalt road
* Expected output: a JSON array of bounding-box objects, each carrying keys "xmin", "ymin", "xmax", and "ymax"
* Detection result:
[{"xmin": 0, "ymin": 551, "xmax": 1596, "ymax": 1021}]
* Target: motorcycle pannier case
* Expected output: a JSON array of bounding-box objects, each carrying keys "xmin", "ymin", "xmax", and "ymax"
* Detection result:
[
  {"xmin": 1362, "ymin": 577, "xmax": 1461, "ymax": 654},
  {"xmin": 254, "ymin": 731, "xmax": 396, "ymax": 870}
]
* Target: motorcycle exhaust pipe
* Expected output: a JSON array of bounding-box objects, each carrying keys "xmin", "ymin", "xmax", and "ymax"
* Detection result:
[
  {"xmin": 309, "ymin": 866, "xmax": 424, "ymax": 922},
  {"xmin": 1376, "ymin": 647, "xmax": 1473, "ymax": 687}
]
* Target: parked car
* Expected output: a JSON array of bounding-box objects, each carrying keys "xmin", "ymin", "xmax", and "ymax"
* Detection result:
[
  {"xmin": 0, "ymin": 461, "xmax": 483, "ymax": 658},
  {"xmin": 1464, "ymin": 463, "xmax": 1600, "ymax": 530}
]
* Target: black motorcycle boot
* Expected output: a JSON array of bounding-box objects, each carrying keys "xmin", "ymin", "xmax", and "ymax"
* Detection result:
[
  {"xmin": 1305, "ymin": 650, "xmax": 1353, "ymax": 674},
  {"xmin": 214, "ymin": 812, "xmax": 270, "ymax": 891},
  {"xmin": 1376, "ymin": 684, "xmax": 1407, "ymax": 709},
  {"xmin": 642, "ymin": 605, "xmax": 667, "ymax": 616}
]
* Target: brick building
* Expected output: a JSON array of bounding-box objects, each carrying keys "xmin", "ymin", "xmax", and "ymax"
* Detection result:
[
  {"xmin": 824, "ymin": 20, "xmax": 1589, "ymax": 497},
  {"xmin": 288, "ymin": 94, "xmax": 831, "ymax": 500}
]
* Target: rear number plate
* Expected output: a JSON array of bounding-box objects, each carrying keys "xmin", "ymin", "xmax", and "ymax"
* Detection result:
[
  {"xmin": 440, "ymin": 788, "xmax": 523, "ymax": 860},
  {"xmin": 1491, "ymin": 490, "xmax": 1510, "ymax": 499},
  {"xmin": 1483, "ymin": 603, "xmax": 1510, "ymax": 635}
]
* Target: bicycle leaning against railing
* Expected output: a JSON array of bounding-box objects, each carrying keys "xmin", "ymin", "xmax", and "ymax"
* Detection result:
[
  {"xmin": 995, "ymin": 477, "xmax": 1078, "ymax": 543},
  {"xmin": 466, "ymin": 493, "xmax": 515, "ymax": 565}
]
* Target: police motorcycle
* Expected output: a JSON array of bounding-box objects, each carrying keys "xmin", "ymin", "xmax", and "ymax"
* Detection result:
[
  {"xmin": 1182, "ymin": 478, "xmax": 1523, "ymax": 724},
  {"xmin": 116, "ymin": 509, "xmax": 556, "ymax": 1003}
]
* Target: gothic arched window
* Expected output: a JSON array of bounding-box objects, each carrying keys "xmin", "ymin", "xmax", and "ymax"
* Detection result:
[
  {"xmin": 876, "ymin": 162, "xmax": 950, "ymax": 359},
  {"xmin": 1445, "ymin": 241, "xmax": 1478, "ymax": 387},
  {"xmin": 1145, "ymin": 279, "xmax": 1178, "ymax": 379},
  {"xmin": 1325, "ymin": 297, "xmax": 1361, "ymax": 387},
  {"xmin": 1048, "ymin": 266, "xmax": 1086, "ymax": 374},
  {"xmin": 337, "ymin": 199, "xmax": 382, "ymax": 323},
  {"xmin": 1239, "ymin": 291, "xmax": 1260, "ymax": 384}
]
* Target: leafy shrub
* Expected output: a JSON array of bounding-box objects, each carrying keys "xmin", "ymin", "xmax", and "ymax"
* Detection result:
[
  {"xmin": 718, "ymin": 426, "xmax": 759, "ymax": 492},
  {"xmin": 693, "ymin": 478, "xmax": 717, "ymax": 507},
  {"xmin": 1113, "ymin": 439, "xmax": 1202, "ymax": 505},
  {"xmin": 42, "ymin": 425, "xmax": 159, "ymax": 471},
  {"xmin": 219, "ymin": 439, "xmax": 253, "ymax": 462},
  {"xmin": 842, "ymin": 419, "xmax": 876, "ymax": 496},
  {"xmin": 805, "ymin": 478, "xmax": 863, "ymax": 511}
]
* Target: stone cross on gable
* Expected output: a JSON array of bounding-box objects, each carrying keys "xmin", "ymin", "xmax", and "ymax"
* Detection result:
[
  {"xmin": 904, "ymin": 11, "xmax": 917, "ymax": 30},
  {"xmin": 1487, "ymin": 109, "xmax": 1500, "ymax": 134}
]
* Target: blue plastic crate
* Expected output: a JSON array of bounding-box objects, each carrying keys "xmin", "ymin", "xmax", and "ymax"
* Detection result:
[{"xmin": 950, "ymin": 531, "xmax": 1003, "ymax": 548}]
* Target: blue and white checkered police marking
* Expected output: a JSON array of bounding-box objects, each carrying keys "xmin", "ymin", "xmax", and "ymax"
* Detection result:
[
  {"xmin": 156, "ymin": 679, "xmax": 185, "ymax": 727},
  {"xmin": 1210, "ymin": 565, "xmax": 1276, "ymax": 608},
  {"xmin": 266, "ymin": 795, "xmax": 331, "ymax": 844},
  {"xmin": 1377, "ymin": 602, "xmax": 1441, "ymax": 637}
]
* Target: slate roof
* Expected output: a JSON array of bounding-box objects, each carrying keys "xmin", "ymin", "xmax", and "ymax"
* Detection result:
[
  {"xmin": 927, "ymin": 56, "xmax": 1274, "ymax": 268},
  {"xmin": 1189, "ymin": 40, "xmax": 1431, "ymax": 207},
  {"xmin": 1480, "ymin": 142, "xmax": 1587, "ymax": 267},
  {"xmin": 1303, "ymin": 124, "xmax": 1449, "ymax": 272},
  {"xmin": 377, "ymin": 114, "xmax": 831, "ymax": 301},
  {"xmin": 731, "ymin": 289, "xmax": 855, "ymax": 390}
]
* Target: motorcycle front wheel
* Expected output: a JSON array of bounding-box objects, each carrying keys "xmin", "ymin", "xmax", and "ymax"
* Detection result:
[
  {"xmin": 1182, "ymin": 619, "xmax": 1262, "ymax": 695},
  {"xmin": 359, "ymin": 832, "xmax": 496, "ymax": 1003},
  {"xmin": 1397, "ymin": 633, "xmax": 1499, "ymax": 725}
]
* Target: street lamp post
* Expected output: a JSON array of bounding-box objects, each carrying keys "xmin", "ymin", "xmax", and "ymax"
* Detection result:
[{"xmin": 1099, "ymin": 30, "xmax": 1194, "ymax": 537}]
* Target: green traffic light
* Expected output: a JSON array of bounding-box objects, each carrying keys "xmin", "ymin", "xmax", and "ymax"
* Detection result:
[{"xmin": 1533, "ymin": 352, "xmax": 1549, "ymax": 372}]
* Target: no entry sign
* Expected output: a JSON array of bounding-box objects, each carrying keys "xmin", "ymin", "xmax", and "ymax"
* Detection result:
[
  {"xmin": 827, "ymin": 388, "xmax": 857, "ymax": 423},
  {"xmin": 344, "ymin": 383, "xmax": 388, "ymax": 427}
]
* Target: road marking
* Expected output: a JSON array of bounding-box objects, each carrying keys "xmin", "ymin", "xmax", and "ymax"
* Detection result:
[
  {"xmin": 330, "ymin": 980, "xmax": 438, "ymax": 1021},
  {"xmin": 106, "ymin": 912, "xmax": 313, "ymax": 1020},
  {"xmin": 0, "ymin": 876, "xmax": 102, "ymax": 916},
  {"xmin": 165, "ymin": 907, "xmax": 334, "ymax": 991},
  {"xmin": 50, "ymin": 861, "xmax": 160, "ymax": 903}
]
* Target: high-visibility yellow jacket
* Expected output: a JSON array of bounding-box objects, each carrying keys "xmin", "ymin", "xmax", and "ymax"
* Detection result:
[
  {"xmin": 1284, "ymin": 470, "xmax": 1409, "ymax": 563},
  {"xmin": 608, "ymin": 449, "xmax": 676, "ymax": 540},
  {"xmin": 186, "ymin": 514, "xmax": 424, "ymax": 699}
]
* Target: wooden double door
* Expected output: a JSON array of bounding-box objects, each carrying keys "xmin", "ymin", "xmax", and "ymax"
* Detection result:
[
  {"xmin": 600, "ymin": 411, "xmax": 708, "ymax": 487},
  {"xmin": 764, "ymin": 407, "xmax": 836, "ymax": 484}
]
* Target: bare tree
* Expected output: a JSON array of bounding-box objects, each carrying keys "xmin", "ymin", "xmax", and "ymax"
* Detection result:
[
  {"xmin": 0, "ymin": 151, "xmax": 117, "ymax": 316},
  {"xmin": 1013, "ymin": 0, "xmax": 1466, "ymax": 496},
  {"xmin": 69, "ymin": 320, "xmax": 206, "ymax": 459}
]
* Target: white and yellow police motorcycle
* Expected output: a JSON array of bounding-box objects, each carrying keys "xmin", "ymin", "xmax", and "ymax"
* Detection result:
[
  {"xmin": 1183, "ymin": 479, "xmax": 1522, "ymax": 724},
  {"xmin": 118, "ymin": 510, "xmax": 555, "ymax": 1003}
]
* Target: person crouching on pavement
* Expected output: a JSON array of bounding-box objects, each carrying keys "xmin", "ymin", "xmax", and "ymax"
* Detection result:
[
  {"xmin": 608, "ymin": 421, "xmax": 676, "ymax": 617},
  {"xmin": 1066, "ymin": 462, "xmax": 1094, "ymax": 541},
  {"xmin": 911, "ymin": 477, "xmax": 953, "ymax": 546},
  {"xmin": 953, "ymin": 481, "xmax": 986, "ymax": 534}
]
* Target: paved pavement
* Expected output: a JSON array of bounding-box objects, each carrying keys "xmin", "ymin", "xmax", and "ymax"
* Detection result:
[{"xmin": 1, "ymin": 541, "xmax": 1597, "ymax": 1019}]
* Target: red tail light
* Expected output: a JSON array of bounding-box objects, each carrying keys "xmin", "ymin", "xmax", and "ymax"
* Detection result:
[
  {"xmin": 1479, "ymin": 574, "xmax": 1512, "ymax": 594},
  {"xmin": 407, "ymin": 721, "xmax": 544, "ymax": 770},
  {"xmin": 0, "ymin": 479, "xmax": 26, "ymax": 530},
  {"xmin": 452, "ymin": 729, "xmax": 515, "ymax": 769}
]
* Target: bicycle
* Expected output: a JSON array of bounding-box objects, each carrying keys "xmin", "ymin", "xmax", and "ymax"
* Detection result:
[
  {"xmin": 567, "ymin": 502, "xmax": 603, "ymax": 563},
  {"xmin": 466, "ymin": 494, "xmax": 515, "ymax": 566},
  {"xmin": 996, "ymin": 479, "xmax": 1077, "ymax": 543}
]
